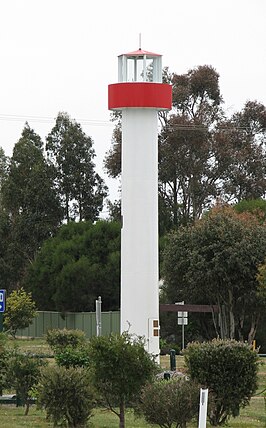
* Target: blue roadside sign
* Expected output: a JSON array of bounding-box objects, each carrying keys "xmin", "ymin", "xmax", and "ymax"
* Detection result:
[{"xmin": 0, "ymin": 290, "xmax": 5, "ymax": 313}]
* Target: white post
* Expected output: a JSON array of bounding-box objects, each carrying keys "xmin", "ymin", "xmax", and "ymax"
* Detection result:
[
  {"xmin": 198, "ymin": 388, "xmax": 208, "ymax": 428},
  {"xmin": 96, "ymin": 296, "xmax": 102, "ymax": 337},
  {"xmin": 182, "ymin": 322, "xmax": 185, "ymax": 350}
]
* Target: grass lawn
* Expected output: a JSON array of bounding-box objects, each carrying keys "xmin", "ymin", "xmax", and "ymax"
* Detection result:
[
  {"xmin": 7, "ymin": 337, "xmax": 52, "ymax": 356},
  {"xmin": 0, "ymin": 406, "xmax": 53, "ymax": 428},
  {"xmin": 0, "ymin": 338, "xmax": 265, "ymax": 427},
  {"xmin": 0, "ymin": 401, "xmax": 265, "ymax": 428}
]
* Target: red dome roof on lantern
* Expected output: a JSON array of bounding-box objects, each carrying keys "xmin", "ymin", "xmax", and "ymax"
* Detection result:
[{"xmin": 119, "ymin": 49, "xmax": 161, "ymax": 57}]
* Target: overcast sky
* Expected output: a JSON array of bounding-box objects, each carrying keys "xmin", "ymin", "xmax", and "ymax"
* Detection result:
[{"xmin": 1, "ymin": 0, "xmax": 265, "ymax": 203}]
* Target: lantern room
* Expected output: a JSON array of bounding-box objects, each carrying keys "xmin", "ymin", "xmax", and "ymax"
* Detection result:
[{"xmin": 118, "ymin": 49, "xmax": 162, "ymax": 83}]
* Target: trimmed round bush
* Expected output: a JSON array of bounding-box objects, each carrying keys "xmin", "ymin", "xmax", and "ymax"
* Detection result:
[
  {"xmin": 46, "ymin": 328, "xmax": 86, "ymax": 352},
  {"xmin": 184, "ymin": 339, "xmax": 259, "ymax": 426},
  {"xmin": 140, "ymin": 378, "xmax": 199, "ymax": 427}
]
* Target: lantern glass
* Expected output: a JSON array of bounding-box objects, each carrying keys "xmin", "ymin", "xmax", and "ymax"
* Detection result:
[{"xmin": 118, "ymin": 52, "xmax": 162, "ymax": 83}]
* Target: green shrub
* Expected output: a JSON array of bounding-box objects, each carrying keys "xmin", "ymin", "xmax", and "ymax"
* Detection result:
[
  {"xmin": 168, "ymin": 343, "xmax": 181, "ymax": 355},
  {"xmin": 0, "ymin": 333, "xmax": 10, "ymax": 393},
  {"xmin": 184, "ymin": 339, "xmax": 259, "ymax": 426},
  {"xmin": 46, "ymin": 328, "xmax": 86, "ymax": 352},
  {"xmin": 140, "ymin": 378, "xmax": 199, "ymax": 428},
  {"xmin": 55, "ymin": 345, "xmax": 90, "ymax": 368},
  {"xmin": 160, "ymin": 339, "xmax": 180, "ymax": 356},
  {"xmin": 160, "ymin": 337, "xmax": 167, "ymax": 355},
  {"xmin": 6, "ymin": 351, "xmax": 46, "ymax": 415},
  {"xmin": 4, "ymin": 288, "xmax": 37, "ymax": 337},
  {"xmin": 88, "ymin": 333, "xmax": 158, "ymax": 427},
  {"xmin": 0, "ymin": 332, "xmax": 8, "ymax": 350},
  {"xmin": 37, "ymin": 365, "xmax": 95, "ymax": 427}
]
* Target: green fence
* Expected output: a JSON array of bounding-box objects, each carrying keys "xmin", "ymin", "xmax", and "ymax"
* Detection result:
[{"xmin": 16, "ymin": 311, "xmax": 120, "ymax": 339}]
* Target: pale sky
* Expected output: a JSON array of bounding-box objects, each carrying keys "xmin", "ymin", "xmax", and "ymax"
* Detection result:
[{"xmin": 0, "ymin": 0, "xmax": 265, "ymax": 204}]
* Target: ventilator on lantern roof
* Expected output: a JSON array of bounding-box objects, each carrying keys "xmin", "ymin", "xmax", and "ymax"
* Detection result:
[{"xmin": 118, "ymin": 48, "xmax": 162, "ymax": 83}]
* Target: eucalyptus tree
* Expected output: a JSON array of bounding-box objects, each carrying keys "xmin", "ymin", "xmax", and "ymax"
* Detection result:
[
  {"xmin": 213, "ymin": 100, "xmax": 266, "ymax": 202},
  {"xmin": 0, "ymin": 148, "xmax": 9, "ymax": 285},
  {"xmin": 104, "ymin": 65, "xmax": 266, "ymax": 232},
  {"xmin": 104, "ymin": 65, "xmax": 224, "ymax": 228},
  {"xmin": 0, "ymin": 147, "xmax": 8, "ymax": 200},
  {"xmin": 1, "ymin": 123, "xmax": 62, "ymax": 289},
  {"xmin": 0, "ymin": 207, "xmax": 11, "ymax": 290},
  {"xmin": 46, "ymin": 112, "xmax": 108, "ymax": 222}
]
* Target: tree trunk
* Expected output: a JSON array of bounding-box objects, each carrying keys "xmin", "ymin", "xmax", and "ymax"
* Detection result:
[
  {"xmin": 248, "ymin": 314, "xmax": 260, "ymax": 345},
  {"xmin": 66, "ymin": 194, "xmax": 70, "ymax": 223},
  {"xmin": 237, "ymin": 312, "xmax": 245, "ymax": 341},
  {"xmin": 211, "ymin": 307, "xmax": 220, "ymax": 338},
  {"xmin": 24, "ymin": 400, "xmax": 29, "ymax": 416},
  {"xmin": 228, "ymin": 290, "xmax": 235, "ymax": 339},
  {"xmin": 173, "ymin": 179, "xmax": 178, "ymax": 226},
  {"xmin": 119, "ymin": 401, "xmax": 125, "ymax": 428},
  {"xmin": 79, "ymin": 198, "xmax": 82, "ymax": 222},
  {"xmin": 218, "ymin": 298, "xmax": 228, "ymax": 339}
]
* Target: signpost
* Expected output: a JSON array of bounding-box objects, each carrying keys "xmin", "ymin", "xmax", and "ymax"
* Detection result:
[
  {"xmin": 176, "ymin": 301, "xmax": 188, "ymax": 350},
  {"xmin": 0, "ymin": 290, "xmax": 6, "ymax": 333}
]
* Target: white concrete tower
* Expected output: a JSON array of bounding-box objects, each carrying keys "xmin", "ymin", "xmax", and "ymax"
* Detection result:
[{"xmin": 108, "ymin": 47, "xmax": 172, "ymax": 357}]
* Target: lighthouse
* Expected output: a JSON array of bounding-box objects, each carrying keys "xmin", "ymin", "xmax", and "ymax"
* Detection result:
[{"xmin": 108, "ymin": 46, "xmax": 172, "ymax": 357}]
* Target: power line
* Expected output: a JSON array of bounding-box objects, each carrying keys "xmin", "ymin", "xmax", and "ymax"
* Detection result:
[
  {"xmin": 0, "ymin": 113, "xmax": 113, "ymax": 127},
  {"xmin": 0, "ymin": 113, "xmax": 264, "ymax": 134}
]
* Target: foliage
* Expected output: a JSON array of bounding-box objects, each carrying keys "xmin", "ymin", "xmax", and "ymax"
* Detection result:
[
  {"xmin": 140, "ymin": 378, "xmax": 199, "ymax": 428},
  {"xmin": 159, "ymin": 339, "xmax": 180, "ymax": 356},
  {"xmin": 55, "ymin": 346, "xmax": 90, "ymax": 369},
  {"xmin": 184, "ymin": 339, "xmax": 259, "ymax": 426},
  {"xmin": 0, "ymin": 333, "xmax": 10, "ymax": 392},
  {"xmin": 105, "ymin": 65, "xmax": 224, "ymax": 228},
  {"xmin": 6, "ymin": 350, "xmax": 46, "ymax": 415},
  {"xmin": 214, "ymin": 101, "xmax": 266, "ymax": 202},
  {"xmin": 106, "ymin": 198, "xmax": 122, "ymax": 222},
  {"xmin": 1, "ymin": 124, "xmax": 63, "ymax": 290},
  {"xmin": 88, "ymin": 332, "xmax": 158, "ymax": 428},
  {"xmin": 158, "ymin": 64, "xmax": 224, "ymax": 228},
  {"xmin": 46, "ymin": 112, "xmax": 108, "ymax": 222},
  {"xmin": 162, "ymin": 205, "xmax": 266, "ymax": 342},
  {"xmin": 47, "ymin": 328, "xmax": 90, "ymax": 369},
  {"xmin": 0, "ymin": 146, "xmax": 8, "ymax": 201},
  {"xmin": 37, "ymin": 365, "xmax": 95, "ymax": 427},
  {"xmin": 0, "ymin": 113, "xmax": 111, "ymax": 291},
  {"xmin": 24, "ymin": 220, "xmax": 121, "ymax": 312},
  {"xmin": 104, "ymin": 122, "xmax": 122, "ymax": 179},
  {"xmin": 104, "ymin": 65, "xmax": 266, "ymax": 231},
  {"xmin": 257, "ymin": 260, "xmax": 266, "ymax": 302},
  {"xmin": 0, "ymin": 209, "xmax": 13, "ymax": 290},
  {"xmin": 46, "ymin": 328, "xmax": 86, "ymax": 352},
  {"xmin": 4, "ymin": 288, "xmax": 37, "ymax": 337},
  {"xmin": 234, "ymin": 199, "xmax": 266, "ymax": 223}
]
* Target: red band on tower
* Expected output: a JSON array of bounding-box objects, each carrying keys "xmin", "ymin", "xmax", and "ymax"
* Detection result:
[{"xmin": 108, "ymin": 82, "xmax": 172, "ymax": 111}]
